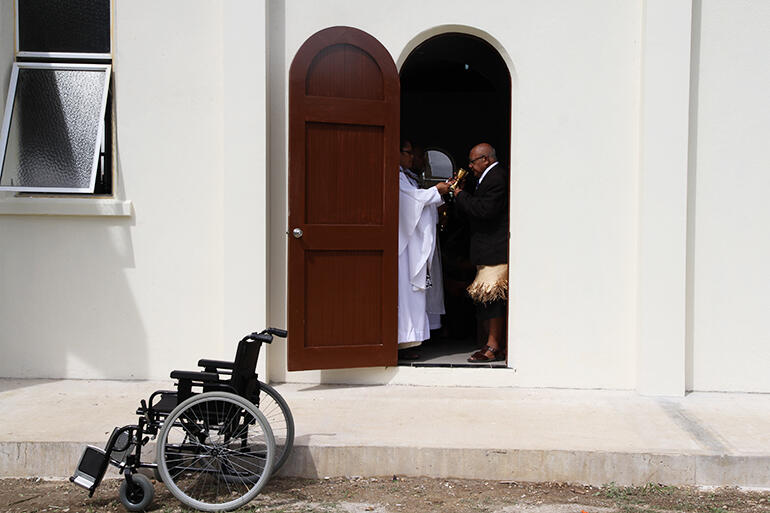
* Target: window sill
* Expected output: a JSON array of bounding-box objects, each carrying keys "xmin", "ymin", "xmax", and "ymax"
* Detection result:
[{"xmin": 0, "ymin": 196, "xmax": 133, "ymax": 217}]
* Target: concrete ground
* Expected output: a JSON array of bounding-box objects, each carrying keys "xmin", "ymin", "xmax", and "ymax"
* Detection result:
[{"xmin": 1, "ymin": 379, "xmax": 769, "ymax": 487}]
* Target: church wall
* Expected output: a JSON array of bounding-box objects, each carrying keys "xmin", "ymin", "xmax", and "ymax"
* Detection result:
[
  {"xmin": 270, "ymin": 0, "xmax": 642, "ymax": 389},
  {"xmin": 1, "ymin": 0, "xmax": 767, "ymax": 393},
  {"xmin": 688, "ymin": 0, "xmax": 770, "ymax": 392},
  {"xmin": 0, "ymin": 1, "xmax": 270, "ymax": 379}
]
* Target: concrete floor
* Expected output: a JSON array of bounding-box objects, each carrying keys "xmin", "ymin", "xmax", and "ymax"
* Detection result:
[
  {"xmin": 398, "ymin": 337, "xmax": 507, "ymax": 367},
  {"xmin": 1, "ymin": 379, "xmax": 769, "ymax": 486}
]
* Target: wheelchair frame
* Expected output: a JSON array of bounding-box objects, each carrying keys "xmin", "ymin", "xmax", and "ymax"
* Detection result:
[{"xmin": 70, "ymin": 327, "xmax": 291, "ymax": 512}]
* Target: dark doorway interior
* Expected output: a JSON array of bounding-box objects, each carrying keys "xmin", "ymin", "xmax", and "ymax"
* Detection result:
[{"xmin": 399, "ymin": 33, "xmax": 511, "ymax": 367}]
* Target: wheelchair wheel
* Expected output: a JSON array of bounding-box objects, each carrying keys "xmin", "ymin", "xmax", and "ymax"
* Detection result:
[
  {"xmin": 156, "ymin": 391, "xmax": 275, "ymax": 512},
  {"xmin": 256, "ymin": 381, "xmax": 295, "ymax": 473},
  {"xmin": 119, "ymin": 473, "xmax": 154, "ymax": 512}
]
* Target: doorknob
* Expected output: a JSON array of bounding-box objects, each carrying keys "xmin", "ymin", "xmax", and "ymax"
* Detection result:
[{"xmin": 292, "ymin": 228, "xmax": 303, "ymax": 238}]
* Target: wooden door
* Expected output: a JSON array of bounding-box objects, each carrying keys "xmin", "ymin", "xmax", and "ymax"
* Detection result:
[{"xmin": 288, "ymin": 27, "xmax": 399, "ymax": 371}]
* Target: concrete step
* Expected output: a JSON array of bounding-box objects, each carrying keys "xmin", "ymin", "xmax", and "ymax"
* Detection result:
[{"xmin": 1, "ymin": 379, "xmax": 769, "ymax": 486}]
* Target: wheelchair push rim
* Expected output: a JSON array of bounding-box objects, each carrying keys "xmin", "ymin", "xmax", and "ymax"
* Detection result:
[{"xmin": 156, "ymin": 391, "xmax": 275, "ymax": 512}]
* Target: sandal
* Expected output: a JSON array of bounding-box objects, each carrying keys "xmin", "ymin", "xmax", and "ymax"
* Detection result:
[
  {"xmin": 467, "ymin": 345, "xmax": 505, "ymax": 362},
  {"xmin": 468, "ymin": 347, "xmax": 488, "ymax": 359}
]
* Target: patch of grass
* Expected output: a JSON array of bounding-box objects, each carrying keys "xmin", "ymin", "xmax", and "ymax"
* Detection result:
[
  {"xmin": 619, "ymin": 505, "xmax": 658, "ymax": 513},
  {"xmin": 600, "ymin": 482, "xmax": 687, "ymax": 513},
  {"xmin": 670, "ymin": 501, "xmax": 699, "ymax": 511},
  {"xmin": 641, "ymin": 482, "xmax": 676, "ymax": 496},
  {"xmin": 601, "ymin": 481, "xmax": 630, "ymax": 500}
]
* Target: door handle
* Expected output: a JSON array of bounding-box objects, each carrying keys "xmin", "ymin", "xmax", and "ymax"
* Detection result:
[{"xmin": 292, "ymin": 228, "xmax": 304, "ymax": 239}]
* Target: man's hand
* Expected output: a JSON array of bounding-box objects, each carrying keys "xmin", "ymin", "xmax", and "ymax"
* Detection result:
[{"xmin": 435, "ymin": 182, "xmax": 451, "ymax": 195}]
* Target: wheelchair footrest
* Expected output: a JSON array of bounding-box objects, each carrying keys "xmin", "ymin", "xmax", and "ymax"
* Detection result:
[{"xmin": 70, "ymin": 445, "xmax": 108, "ymax": 493}]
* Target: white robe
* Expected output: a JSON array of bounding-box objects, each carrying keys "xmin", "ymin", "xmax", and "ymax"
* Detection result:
[{"xmin": 398, "ymin": 171, "xmax": 445, "ymax": 345}]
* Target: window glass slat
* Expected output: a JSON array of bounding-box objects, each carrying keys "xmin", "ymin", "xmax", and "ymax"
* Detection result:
[
  {"xmin": 18, "ymin": 0, "xmax": 110, "ymax": 55},
  {"xmin": 0, "ymin": 66, "xmax": 110, "ymax": 192}
]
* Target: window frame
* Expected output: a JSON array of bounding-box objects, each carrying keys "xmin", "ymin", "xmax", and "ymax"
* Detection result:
[
  {"xmin": 14, "ymin": 0, "xmax": 113, "ymax": 61},
  {"xmin": 0, "ymin": 61, "xmax": 112, "ymax": 194},
  {"xmin": 421, "ymin": 147, "xmax": 456, "ymax": 187}
]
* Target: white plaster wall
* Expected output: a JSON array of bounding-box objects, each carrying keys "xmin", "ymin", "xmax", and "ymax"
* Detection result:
[
  {"xmin": 269, "ymin": 0, "xmax": 641, "ymax": 389},
  {"xmin": 0, "ymin": 1, "xmax": 269, "ymax": 379},
  {"xmin": 689, "ymin": 0, "xmax": 770, "ymax": 392}
]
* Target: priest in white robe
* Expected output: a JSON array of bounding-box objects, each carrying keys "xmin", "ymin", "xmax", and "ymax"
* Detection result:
[{"xmin": 398, "ymin": 140, "xmax": 451, "ymax": 355}]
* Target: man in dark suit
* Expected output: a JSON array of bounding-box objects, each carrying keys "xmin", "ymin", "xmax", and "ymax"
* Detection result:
[{"xmin": 453, "ymin": 143, "xmax": 509, "ymax": 362}]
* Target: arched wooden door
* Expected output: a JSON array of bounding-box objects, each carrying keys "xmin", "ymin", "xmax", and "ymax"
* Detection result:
[{"xmin": 288, "ymin": 27, "xmax": 399, "ymax": 371}]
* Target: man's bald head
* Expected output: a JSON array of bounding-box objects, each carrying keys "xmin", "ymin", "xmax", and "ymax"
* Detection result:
[
  {"xmin": 471, "ymin": 143, "xmax": 497, "ymax": 161},
  {"xmin": 468, "ymin": 143, "xmax": 498, "ymax": 177}
]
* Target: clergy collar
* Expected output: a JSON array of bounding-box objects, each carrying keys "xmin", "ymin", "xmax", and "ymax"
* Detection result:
[{"xmin": 478, "ymin": 161, "xmax": 499, "ymax": 185}]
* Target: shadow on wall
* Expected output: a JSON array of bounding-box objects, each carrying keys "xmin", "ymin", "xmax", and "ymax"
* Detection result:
[
  {"xmin": 277, "ymin": 442, "xmax": 324, "ymax": 478},
  {"xmin": 267, "ymin": 0, "xmax": 288, "ymax": 382},
  {"xmin": 0, "ymin": 213, "xmax": 148, "ymax": 379},
  {"xmin": 684, "ymin": 0, "xmax": 702, "ymax": 393},
  {"xmin": 0, "ymin": 378, "xmax": 63, "ymax": 393}
]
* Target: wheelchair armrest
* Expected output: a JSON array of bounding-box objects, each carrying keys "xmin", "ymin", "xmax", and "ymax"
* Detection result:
[
  {"xmin": 197, "ymin": 359, "xmax": 234, "ymax": 370},
  {"xmin": 170, "ymin": 370, "xmax": 221, "ymax": 382}
]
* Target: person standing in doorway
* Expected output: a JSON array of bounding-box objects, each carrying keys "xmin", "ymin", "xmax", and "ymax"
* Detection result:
[
  {"xmin": 398, "ymin": 139, "xmax": 451, "ymax": 359},
  {"xmin": 452, "ymin": 143, "xmax": 509, "ymax": 362}
]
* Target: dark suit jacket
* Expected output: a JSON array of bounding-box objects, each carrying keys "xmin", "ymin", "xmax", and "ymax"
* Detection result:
[{"xmin": 455, "ymin": 164, "xmax": 509, "ymax": 266}]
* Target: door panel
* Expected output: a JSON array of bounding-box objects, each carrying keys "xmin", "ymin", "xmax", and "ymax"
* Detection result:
[
  {"xmin": 288, "ymin": 26, "xmax": 399, "ymax": 371},
  {"xmin": 307, "ymin": 44, "xmax": 384, "ymax": 100},
  {"xmin": 304, "ymin": 250, "xmax": 383, "ymax": 348},
  {"xmin": 305, "ymin": 122, "xmax": 383, "ymax": 225}
]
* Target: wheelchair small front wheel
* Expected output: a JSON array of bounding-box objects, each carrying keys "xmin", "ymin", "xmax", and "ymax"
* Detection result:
[{"xmin": 119, "ymin": 473, "xmax": 154, "ymax": 512}]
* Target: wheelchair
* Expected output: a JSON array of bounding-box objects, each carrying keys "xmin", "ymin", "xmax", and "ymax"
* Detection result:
[{"xmin": 70, "ymin": 328, "xmax": 294, "ymax": 512}]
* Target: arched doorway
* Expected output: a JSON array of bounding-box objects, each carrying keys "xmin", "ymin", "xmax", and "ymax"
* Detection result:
[
  {"xmin": 285, "ymin": 27, "xmax": 511, "ymax": 372},
  {"xmin": 400, "ymin": 32, "xmax": 512, "ymax": 365},
  {"xmin": 401, "ymin": 33, "xmax": 511, "ymax": 171}
]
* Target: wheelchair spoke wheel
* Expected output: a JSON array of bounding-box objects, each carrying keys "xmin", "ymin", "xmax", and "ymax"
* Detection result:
[
  {"xmin": 156, "ymin": 392, "xmax": 275, "ymax": 512},
  {"xmin": 256, "ymin": 381, "xmax": 295, "ymax": 473}
]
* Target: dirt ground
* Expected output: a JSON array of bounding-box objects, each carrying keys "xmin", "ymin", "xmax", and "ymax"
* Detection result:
[{"xmin": 3, "ymin": 476, "xmax": 770, "ymax": 513}]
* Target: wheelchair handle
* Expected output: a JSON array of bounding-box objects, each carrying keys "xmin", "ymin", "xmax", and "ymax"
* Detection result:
[
  {"xmin": 243, "ymin": 333, "xmax": 272, "ymax": 343},
  {"xmin": 241, "ymin": 328, "xmax": 287, "ymax": 344}
]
